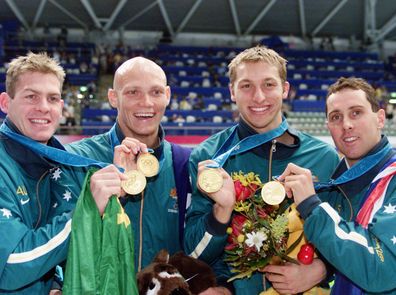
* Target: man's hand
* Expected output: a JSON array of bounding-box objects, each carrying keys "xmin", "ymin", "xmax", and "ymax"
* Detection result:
[
  {"xmin": 278, "ymin": 163, "xmax": 316, "ymax": 206},
  {"xmin": 197, "ymin": 160, "xmax": 235, "ymax": 224},
  {"xmin": 263, "ymin": 258, "xmax": 326, "ymax": 294},
  {"xmin": 113, "ymin": 137, "xmax": 148, "ymax": 171},
  {"xmin": 90, "ymin": 165, "xmax": 127, "ymax": 215}
]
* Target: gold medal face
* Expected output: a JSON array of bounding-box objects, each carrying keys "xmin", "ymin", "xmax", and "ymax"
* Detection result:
[
  {"xmin": 198, "ymin": 168, "xmax": 223, "ymax": 193},
  {"xmin": 137, "ymin": 153, "xmax": 160, "ymax": 177},
  {"xmin": 261, "ymin": 181, "xmax": 286, "ymax": 205},
  {"xmin": 122, "ymin": 170, "xmax": 147, "ymax": 195}
]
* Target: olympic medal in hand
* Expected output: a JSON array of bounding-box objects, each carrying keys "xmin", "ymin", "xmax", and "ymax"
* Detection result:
[
  {"xmin": 198, "ymin": 168, "xmax": 223, "ymax": 193},
  {"xmin": 261, "ymin": 181, "xmax": 286, "ymax": 205},
  {"xmin": 122, "ymin": 170, "xmax": 147, "ymax": 195},
  {"xmin": 137, "ymin": 153, "xmax": 159, "ymax": 177}
]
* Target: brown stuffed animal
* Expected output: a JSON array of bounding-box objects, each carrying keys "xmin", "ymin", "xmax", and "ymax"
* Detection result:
[{"xmin": 137, "ymin": 250, "xmax": 217, "ymax": 295}]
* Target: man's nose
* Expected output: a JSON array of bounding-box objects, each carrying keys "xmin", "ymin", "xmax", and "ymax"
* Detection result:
[
  {"xmin": 35, "ymin": 97, "xmax": 50, "ymax": 112},
  {"xmin": 140, "ymin": 93, "xmax": 154, "ymax": 106},
  {"xmin": 342, "ymin": 117, "xmax": 353, "ymax": 130},
  {"xmin": 252, "ymin": 87, "xmax": 266, "ymax": 103}
]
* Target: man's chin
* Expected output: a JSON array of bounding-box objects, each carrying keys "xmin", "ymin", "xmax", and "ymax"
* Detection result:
[{"xmin": 30, "ymin": 134, "xmax": 52, "ymax": 144}]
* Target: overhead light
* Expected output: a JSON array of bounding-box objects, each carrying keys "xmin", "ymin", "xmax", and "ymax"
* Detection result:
[{"xmin": 389, "ymin": 99, "xmax": 396, "ymax": 104}]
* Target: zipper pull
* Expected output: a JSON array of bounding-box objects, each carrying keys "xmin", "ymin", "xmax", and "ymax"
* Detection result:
[{"xmin": 271, "ymin": 139, "xmax": 277, "ymax": 153}]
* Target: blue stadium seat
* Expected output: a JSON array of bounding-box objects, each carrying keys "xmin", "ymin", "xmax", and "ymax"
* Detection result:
[{"xmin": 292, "ymin": 100, "xmax": 326, "ymax": 112}]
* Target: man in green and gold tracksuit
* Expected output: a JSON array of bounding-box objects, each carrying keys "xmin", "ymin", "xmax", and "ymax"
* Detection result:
[
  {"xmin": 184, "ymin": 46, "xmax": 340, "ymax": 295},
  {"xmin": 280, "ymin": 77, "xmax": 396, "ymax": 294},
  {"xmin": 66, "ymin": 57, "xmax": 192, "ymax": 274},
  {"xmin": 0, "ymin": 53, "xmax": 135, "ymax": 294}
]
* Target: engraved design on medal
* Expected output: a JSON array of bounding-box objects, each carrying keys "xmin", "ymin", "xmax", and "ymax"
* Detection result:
[
  {"xmin": 122, "ymin": 170, "xmax": 147, "ymax": 195},
  {"xmin": 198, "ymin": 168, "xmax": 223, "ymax": 193},
  {"xmin": 137, "ymin": 153, "xmax": 160, "ymax": 177},
  {"xmin": 261, "ymin": 181, "xmax": 286, "ymax": 205}
]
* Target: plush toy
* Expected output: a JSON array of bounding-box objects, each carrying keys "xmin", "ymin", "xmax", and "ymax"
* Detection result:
[
  {"xmin": 260, "ymin": 204, "xmax": 330, "ymax": 295},
  {"xmin": 137, "ymin": 249, "xmax": 217, "ymax": 295}
]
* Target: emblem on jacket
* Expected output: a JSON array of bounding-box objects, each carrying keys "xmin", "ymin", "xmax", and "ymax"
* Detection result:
[
  {"xmin": 16, "ymin": 185, "xmax": 27, "ymax": 196},
  {"xmin": 168, "ymin": 187, "xmax": 178, "ymax": 213}
]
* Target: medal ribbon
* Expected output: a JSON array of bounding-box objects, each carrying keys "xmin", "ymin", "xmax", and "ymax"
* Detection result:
[
  {"xmin": 313, "ymin": 143, "xmax": 393, "ymax": 191},
  {"xmin": 207, "ymin": 117, "xmax": 289, "ymax": 168},
  {"xmin": 0, "ymin": 123, "xmax": 112, "ymax": 169}
]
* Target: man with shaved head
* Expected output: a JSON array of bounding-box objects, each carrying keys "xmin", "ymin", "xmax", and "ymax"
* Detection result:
[
  {"xmin": 67, "ymin": 56, "xmax": 191, "ymax": 271},
  {"xmin": 110, "ymin": 57, "xmax": 170, "ymax": 147},
  {"xmin": 68, "ymin": 57, "xmax": 233, "ymax": 294}
]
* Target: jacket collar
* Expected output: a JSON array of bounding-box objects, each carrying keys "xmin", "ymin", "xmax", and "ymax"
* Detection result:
[
  {"xmin": 3, "ymin": 117, "xmax": 61, "ymax": 179},
  {"xmin": 236, "ymin": 117, "xmax": 300, "ymax": 159},
  {"xmin": 333, "ymin": 135, "xmax": 396, "ymax": 196}
]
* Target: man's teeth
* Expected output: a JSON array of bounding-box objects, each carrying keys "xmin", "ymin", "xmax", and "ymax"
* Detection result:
[
  {"xmin": 31, "ymin": 119, "xmax": 49, "ymax": 124},
  {"xmin": 135, "ymin": 113, "xmax": 154, "ymax": 118},
  {"xmin": 251, "ymin": 106, "xmax": 270, "ymax": 112},
  {"xmin": 344, "ymin": 137, "xmax": 357, "ymax": 142}
]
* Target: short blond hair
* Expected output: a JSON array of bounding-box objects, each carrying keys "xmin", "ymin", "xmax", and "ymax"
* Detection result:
[
  {"xmin": 6, "ymin": 52, "xmax": 65, "ymax": 97},
  {"xmin": 228, "ymin": 46, "xmax": 287, "ymax": 84}
]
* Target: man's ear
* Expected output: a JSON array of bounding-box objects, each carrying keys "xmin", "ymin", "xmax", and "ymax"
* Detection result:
[
  {"xmin": 108, "ymin": 89, "xmax": 118, "ymax": 108},
  {"xmin": 0, "ymin": 92, "xmax": 10, "ymax": 114},
  {"xmin": 165, "ymin": 86, "xmax": 171, "ymax": 106},
  {"xmin": 229, "ymin": 84, "xmax": 236, "ymax": 102},
  {"xmin": 282, "ymin": 81, "xmax": 290, "ymax": 100},
  {"xmin": 377, "ymin": 108, "xmax": 386, "ymax": 129}
]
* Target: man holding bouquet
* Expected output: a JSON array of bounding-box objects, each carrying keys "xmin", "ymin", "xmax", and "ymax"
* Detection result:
[{"xmin": 184, "ymin": 46, "xmax": 339, "ymax": 294}]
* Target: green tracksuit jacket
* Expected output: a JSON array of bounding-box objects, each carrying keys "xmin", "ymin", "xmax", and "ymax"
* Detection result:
[
  {"xmin": 66, "ymin": 124, "xmax": 184, "ymax": 270},
  {"xmin": 298, "ymin": 136, "xmax": 396, "ymax": 294},
  {"xmin": 0, "ymin": 122, "xmax": 85, "ymax": 294},
  {"xmin": 184, "ymin": 119, "xmax": 339, "ymax": 295}
]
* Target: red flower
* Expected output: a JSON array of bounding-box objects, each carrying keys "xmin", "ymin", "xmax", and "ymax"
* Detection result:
[
  {"xmin": 231, "ymin": 215, "xmax": 247, "ymax": 235},
  {"xmin": 234, "ymin": 181, "xmax": 257, "ymax": 202},
  {"xmin": 226, "ymin": 215, "xmax": 246, "ymax": 242},
  {"xmin": 256, "ymin": 206, "xmax": 268, "ymax": 218},
  {"xmin": 225, "ymin": 242, "xmax": 238, "ymax": 251}
]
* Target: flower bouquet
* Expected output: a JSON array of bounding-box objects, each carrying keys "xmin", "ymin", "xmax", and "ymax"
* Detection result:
[{"xmin": 224, "ymin": 171, "xmax": 307, "ymax": 281}]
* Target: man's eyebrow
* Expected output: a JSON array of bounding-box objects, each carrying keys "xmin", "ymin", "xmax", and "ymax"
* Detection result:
[
  {"xmin": 22, "ymin": 88, "xmax": 60, "ymax": 95},
  {"xmin": 328, "ymin": 105, "xmax": 364, "ymax": 114}
]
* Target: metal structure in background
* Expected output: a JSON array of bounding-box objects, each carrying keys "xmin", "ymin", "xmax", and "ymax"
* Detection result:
[{"xmin": 0, "ymin": 0, "xmax": 396, "ymax": 44}]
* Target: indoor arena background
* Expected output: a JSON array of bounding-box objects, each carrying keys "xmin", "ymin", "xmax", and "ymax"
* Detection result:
[{"xmin": 1, "ymin": 0, "xmax": 396, "ymax": 147}]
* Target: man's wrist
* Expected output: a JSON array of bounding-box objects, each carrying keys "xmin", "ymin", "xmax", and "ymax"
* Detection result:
[
  {"xmin": 213, "ymin": 203, "xmax": 233, "ymax": 224},
  {"xmin": 204, "ymin": 206, "xmax": 231, "ymax": 236},
  {"xmin": 296, "ymin": 194, "xmax": 321, "ymax": 219}
]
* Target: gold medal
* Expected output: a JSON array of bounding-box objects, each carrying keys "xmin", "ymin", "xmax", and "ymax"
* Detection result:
[
  {"xmin": 122, "ymin": 170, "xmax": 147, "ymax": 195},
  {"xmin": 137, "ymin": 153, "xmax": 160, "ymax": 177},
  {"xmin": 198, "ymin": 168, "xmax": 223, "ymax": 193},
  {"xmin": 261, "ymin": 181, "xmax": 285, "ymax": 205}
]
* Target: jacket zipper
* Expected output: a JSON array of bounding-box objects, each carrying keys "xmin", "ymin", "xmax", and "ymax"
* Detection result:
[
  {"xmin": 268, "ymin": 140, "xmax": 277, "ymax": 182},
  {"xmin": 336, "ymin": 185, "xmax": 354, "ymax": 222},
  {"xmin": 34, "ymin": 169, "xmax": 51, "ymax": 229}
]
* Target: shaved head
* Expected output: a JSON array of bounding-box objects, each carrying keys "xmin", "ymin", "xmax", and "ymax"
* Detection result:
[
  {"xmin": 107, "ymin": 56, "xmax": 170, "ymax": 147},
  {"xmin": 113, "ymin": 57, "xmax": 167, "ymax": 90}
]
